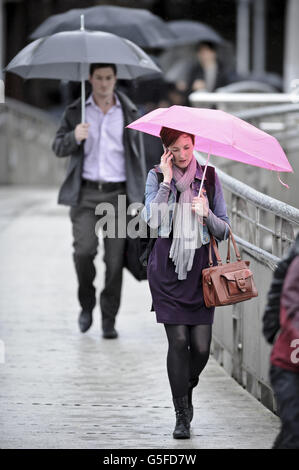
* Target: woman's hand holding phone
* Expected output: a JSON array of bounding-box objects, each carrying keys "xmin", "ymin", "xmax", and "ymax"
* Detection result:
[{"xmin": 160, "ymin": 148, "xmax": 173, "ymax": 184}]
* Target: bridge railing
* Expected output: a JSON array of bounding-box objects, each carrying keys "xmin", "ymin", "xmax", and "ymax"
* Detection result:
[
  {"xmin": 196, "ymin": 151, "xmax": 299, "ymax": 413},
  {"xmin": 197, "ymin": 153, "xmax": 299, "ymax": 259},
  {"xmin": 190, "ymin": 92, "xmax": 299, "ymax": 207}
]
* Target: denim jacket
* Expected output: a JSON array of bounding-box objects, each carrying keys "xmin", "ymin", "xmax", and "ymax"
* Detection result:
[{"xmin": 141, "ymin": 161, "xmax": 231, "ymax": 244}]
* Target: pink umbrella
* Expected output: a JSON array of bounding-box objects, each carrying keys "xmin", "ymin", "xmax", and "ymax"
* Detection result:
[{"xmin": 127, "ymin": 106, "xmax": 293, "ymax": 195}]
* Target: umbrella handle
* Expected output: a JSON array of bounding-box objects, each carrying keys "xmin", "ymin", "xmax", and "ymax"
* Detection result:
[
  {"xmin": 198, "ymin": 145, "xmax": 211, "ymax": 197},
  {"xmin": 80, "ymin": 15, "xmax": 85, "ymax": 124},
  {"xmin": 81, "ymin": 71, "xmax": 85, "ymax": 124}
]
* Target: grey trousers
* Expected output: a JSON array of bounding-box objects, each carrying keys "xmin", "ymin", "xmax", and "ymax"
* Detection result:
[{"xmin": 70, "ymin": 185, "xmax": 127, "ymax": 329}]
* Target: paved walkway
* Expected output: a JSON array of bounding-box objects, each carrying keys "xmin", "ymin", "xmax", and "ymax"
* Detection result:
[{"xmin": 0, "ymin": 187, "xmax": 280, "ymax": 449}]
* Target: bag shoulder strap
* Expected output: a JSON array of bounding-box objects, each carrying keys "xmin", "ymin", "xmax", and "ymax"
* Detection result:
[{"xmin": 209, "ymin": 229, "xmax": 241, "ymax": 266}]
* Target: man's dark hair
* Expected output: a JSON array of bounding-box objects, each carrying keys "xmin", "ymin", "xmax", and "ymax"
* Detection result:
[
  {"xmin": 159, "ymin": 126, "xmax": 195, "ymax": 148},
  {"xmin": 89, "ymin": 63, "xmax": 117, "ymax": 76},
  {"xmin": 197, "ymin": 41, "xmax": 217, "ymax": 52}
]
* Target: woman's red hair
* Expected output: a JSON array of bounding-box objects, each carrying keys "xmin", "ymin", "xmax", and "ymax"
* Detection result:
[{"xmin": 159, "ymin": 127, "xmax": 195, "ymax": 148}]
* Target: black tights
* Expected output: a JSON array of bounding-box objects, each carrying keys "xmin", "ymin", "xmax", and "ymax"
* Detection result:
[{"xmin": 164, "ymin": 324, "xmax": 212, "ymax": 399}]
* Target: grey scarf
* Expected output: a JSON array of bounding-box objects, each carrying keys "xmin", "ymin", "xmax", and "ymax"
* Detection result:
[{"xmin": 169, "ymin": 156, "xmax": 203, "ymax": 280}]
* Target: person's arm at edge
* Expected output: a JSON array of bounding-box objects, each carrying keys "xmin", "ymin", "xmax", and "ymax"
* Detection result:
[{"xmin": 281, "ymin": 255, "xmax": 299, "ymax": 336}]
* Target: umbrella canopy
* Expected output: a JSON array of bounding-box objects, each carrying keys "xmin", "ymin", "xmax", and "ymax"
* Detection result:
[
  {"xmin": 167, "ymin": 20, "xmax": 223, "ymax": 47},
  {"xmin": 127, "ymin": 106, "xmax": 293, "ymax": 193},
  {"xmin": 5, "ymin": 26, "xmax": 161, "ymax": 123},
  {"xmin": 5, "ymin": 30, "xmax": 161, "ymax": 81},
  {"xmin": 29, "ymin": 6, "xmax": 177, "ymax": 49}
]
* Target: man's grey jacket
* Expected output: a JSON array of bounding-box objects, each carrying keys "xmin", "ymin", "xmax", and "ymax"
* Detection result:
[{"xmin": 52, "ymin": 90, "xmax": 146, "ymax": 206}]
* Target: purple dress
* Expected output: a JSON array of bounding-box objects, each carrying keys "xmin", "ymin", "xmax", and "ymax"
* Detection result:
[
  {"xmin": 147, "ymin": 232, "xmax": 217, "ymax": 325},
  {"xmin": 145, "ymin": 172, "xmax": 230, "ymax": 326}
]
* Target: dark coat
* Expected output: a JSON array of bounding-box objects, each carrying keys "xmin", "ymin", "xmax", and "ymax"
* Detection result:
[
  {"xmin": 263, "ymin": 234, "xmax": 299, "ymax": 344},
  {"xmin": 52, "ymin": 89, "xmax": 146, "ymax": 206},
  {"xmin": 187, "ymin": 60, "xmax": 232, "ymax": 93},
  {"xmin": 270, "ymin": 255, "xmax": 299, "ymax": 373}
]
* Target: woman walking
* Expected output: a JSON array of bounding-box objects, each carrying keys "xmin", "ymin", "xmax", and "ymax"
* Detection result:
[{"xmin": 142, "ymin": 126, "xmax": 230, "ymax": 439}]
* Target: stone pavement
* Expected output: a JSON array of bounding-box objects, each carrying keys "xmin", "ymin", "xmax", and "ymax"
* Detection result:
[{"xmin": 0, "ymin": 187, "xmax": 280, "ymax": 449}]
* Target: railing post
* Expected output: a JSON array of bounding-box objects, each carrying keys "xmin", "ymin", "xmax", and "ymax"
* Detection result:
[
  {"xmin": 281, "ymin": 218, "xmax": 295, "ymax": 256},
  {"xmin": 273, "ymin": 215, "xmax": 282, "ymax": 257},
  {"xmin": 255, "ymin": 206, "xmax": 260, "ymax": 248}
]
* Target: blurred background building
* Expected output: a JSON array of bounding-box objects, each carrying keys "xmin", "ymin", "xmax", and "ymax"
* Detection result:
[
  {"xmin": 0, "ymin": 0, "xmax": 293, "ymax": 108},
  {"xmin": 1, "ymin": 0, "xmax": 299, "ymax": 205}
]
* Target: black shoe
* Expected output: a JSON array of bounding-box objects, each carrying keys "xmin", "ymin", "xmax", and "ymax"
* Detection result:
[
  {"xmin": 172, "ymin": 395, "xmax": 190, "ymax": 439},
  {"xmin": 78, "ymin": 310, "xmax": 92, "ymax": 333},
  {"xmin": 102, "ymin": 327, "xmax": 118, "ymax": 339}
]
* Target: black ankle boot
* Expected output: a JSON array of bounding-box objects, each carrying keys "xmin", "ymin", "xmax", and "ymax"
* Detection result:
[
  {"xmin": 187, "ymin": 377, "xmax": 199, "ymax": 422},
  {"xmin": 172, "ymin": 395, "xmax": 190, "ymax": 439},
  {"xmin": 78, "ymin": 310, "xmax": 92, "ymax": 333}
]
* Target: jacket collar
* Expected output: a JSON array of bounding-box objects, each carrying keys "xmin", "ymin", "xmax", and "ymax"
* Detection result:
[
  {"xmin": 85, "ymin": 92, "xmax": 121, "ymax": 109},
  {"xmin": 67, "ymin": 88, "xmax": 137, "ymax": 113},
  {"xmin": 116, "ymin": 89, "xmax": 137, "ymax": 113}
]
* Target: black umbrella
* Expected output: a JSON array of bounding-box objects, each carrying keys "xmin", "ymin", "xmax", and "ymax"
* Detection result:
[
  {"xmin": 6, "ymin": 18, "xmax": 161, "ymax": 122},
  {"xmin": 29, "ymin": 5, "xmax": 177, "ymax": 49},
  {"xmin": 168, "ymin": 20, "xmax": 223, "ymax": 47}
]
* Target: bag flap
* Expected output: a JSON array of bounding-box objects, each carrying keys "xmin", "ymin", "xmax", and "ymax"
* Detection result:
[{"xmin": 220, "ymin": 269, "xmax": 252, "ymax": 282}]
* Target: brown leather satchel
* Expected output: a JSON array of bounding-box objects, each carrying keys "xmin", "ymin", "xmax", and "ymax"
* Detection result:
[{"xmin": 202, "ymin": 229, "xmax": 258, "ymax": 308}]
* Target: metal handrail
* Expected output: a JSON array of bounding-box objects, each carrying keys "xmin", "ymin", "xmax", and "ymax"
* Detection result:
[
  {"xmin": 196, "ymin": 153, "xmax": 299, "ymax": 223},
  {"xmin": 234, "ymin": 102, "xmax": 299, "ymax": 120},
  {"xmin": 189, "ymin": 91, "xmax": 299, "ymax": 105},
  {"xmin": 195, "ymin": 151, "xmax": 299, "ymax": 261},
  {"xmin": 216, "ymin": 81, "xmax": 278, "ymax": 94}
]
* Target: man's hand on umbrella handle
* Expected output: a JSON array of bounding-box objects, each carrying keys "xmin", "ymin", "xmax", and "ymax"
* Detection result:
[
  {"xmin": 160, "ymin": 149, "xmax": 173, "ymax": 184},
  {"xmin": 191, "ymin": 195, "xmax": 209, "ymax": 218},
  {"xmin": 75, "ymin": 123, "xmax": 90, "ymax": 142}
]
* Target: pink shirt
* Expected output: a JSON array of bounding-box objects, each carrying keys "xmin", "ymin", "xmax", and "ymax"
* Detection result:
[{"xmin": 82, "ymin": 93, "xmax": 126, "ymax": 182}]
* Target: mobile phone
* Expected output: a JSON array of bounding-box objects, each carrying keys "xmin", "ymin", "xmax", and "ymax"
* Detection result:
[
  {"xmin": 163, "ymin": 146, "xmax": 173, "ymax": 164},
  {"xmin": 166, "ymin": 147, "xmax": 173, "ymax": 164}
]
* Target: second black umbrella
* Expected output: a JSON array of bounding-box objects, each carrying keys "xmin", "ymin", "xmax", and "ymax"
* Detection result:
[{"xmin": 30, "ymin": 5, "xmax": 177, "ymax": 49}]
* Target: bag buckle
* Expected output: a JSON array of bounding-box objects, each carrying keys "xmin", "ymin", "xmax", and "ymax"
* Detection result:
[{"xmin": 235, "ymin": 275, "xmax": 246, "ymax": 292}]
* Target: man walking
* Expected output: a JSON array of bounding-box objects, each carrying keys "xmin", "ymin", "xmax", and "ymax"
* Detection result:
[{"xmin": 52, "ymin": 63, "xmax": 146, "ymax": 339}]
